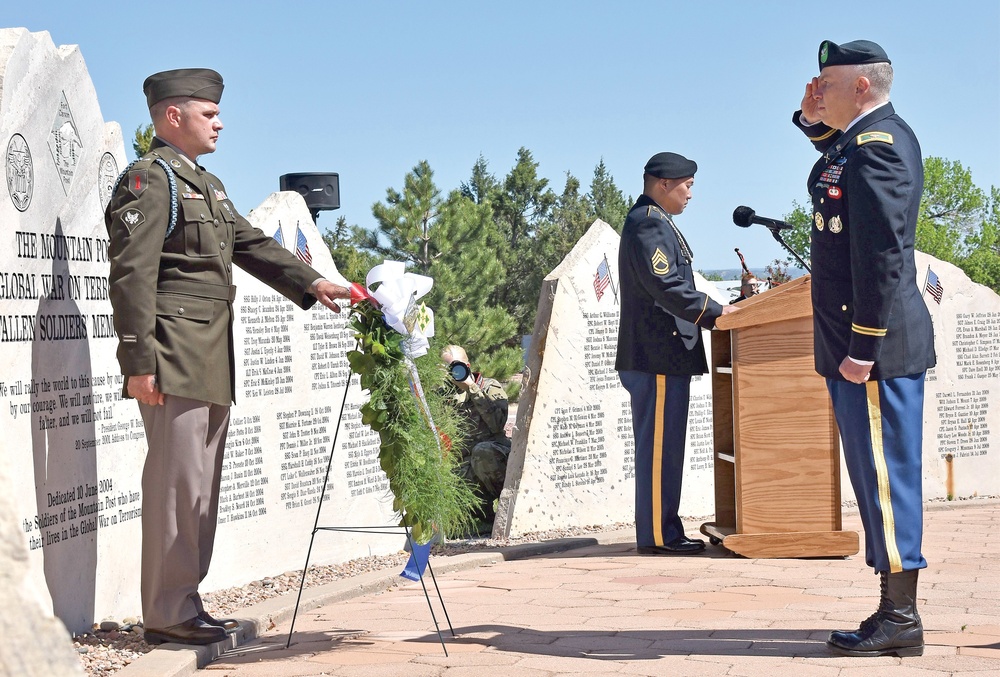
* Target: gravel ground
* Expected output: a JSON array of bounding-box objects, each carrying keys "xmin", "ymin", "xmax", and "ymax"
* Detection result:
[{"xmin": 71, "ymin": 522, "xmax": 632, "ymax": 677}]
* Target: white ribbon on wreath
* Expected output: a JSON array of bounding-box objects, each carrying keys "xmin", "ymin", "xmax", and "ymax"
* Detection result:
[
  {"xmin": 361, "ymin": 261, "xmax": 442, "ymax": 451},
  {"xmin": 363, "ymin": 260, "xmax": 435, "ymax": 359}
]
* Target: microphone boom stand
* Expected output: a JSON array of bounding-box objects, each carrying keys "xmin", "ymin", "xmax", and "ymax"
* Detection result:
[{"xmin": 767, "ymin": 226, "xmax": 811, "ymax": 273}]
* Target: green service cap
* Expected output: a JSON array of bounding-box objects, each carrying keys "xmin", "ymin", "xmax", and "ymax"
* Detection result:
[
  {"xmin": 143, "ymin": 68, "xmax": 224, "ymax": 108},
  {"xmin": 644, "ymin": 152, "xmax": 697, "ymax": 180},
  {"xmin": 818, "ymin": 40, "xmax": 890, "ymax": 71}
]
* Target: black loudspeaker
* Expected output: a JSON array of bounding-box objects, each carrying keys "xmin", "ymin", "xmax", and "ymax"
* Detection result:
[{"xmin": 279, "ymin": 172, "xmax": 340, "ymax": 213}]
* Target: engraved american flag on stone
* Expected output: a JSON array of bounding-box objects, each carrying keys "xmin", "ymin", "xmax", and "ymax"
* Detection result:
[
  {"xmin": 594, "ymin": 258, "xmax": 611, "ymax": 301},
  {"xmin": 925, "ymin": 268, "xmax": 943, "ymax": 304},
  {"xmin": 294, "ymin": 225, "xmax": 312, "ymax": 265}
]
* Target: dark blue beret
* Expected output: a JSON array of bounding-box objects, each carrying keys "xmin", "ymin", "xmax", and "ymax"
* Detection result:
[
  {"xmin": 143, "ymin": 68, "xmax": 224, "ymax": 108},
  {"xmin": 818, "ymin": 40, "xmax": 890, "ymax": 71},
  {"xmin": 644, "ymin": 152, "xmax": 697, "ymax": 180}
]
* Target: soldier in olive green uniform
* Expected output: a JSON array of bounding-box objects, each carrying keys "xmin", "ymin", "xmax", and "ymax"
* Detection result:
[
  {"xmin": 105, "ymin": 69, "xmax": 350, "ymax": 646},
  {"xmin": 441, "ymin": 345, "xmax": 511, "ymax": 525}
]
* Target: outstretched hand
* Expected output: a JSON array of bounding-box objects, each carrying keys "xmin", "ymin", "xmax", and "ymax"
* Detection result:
[{"xmin": 312, "ymin": 279, "xmax": 351, "ymax": 313}]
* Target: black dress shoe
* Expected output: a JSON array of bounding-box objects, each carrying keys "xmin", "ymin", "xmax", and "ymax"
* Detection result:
[
  {"xmin": 636, "ymin": 537, "xmax": 707, "ymax": 555},
  {"xmin": 143, "ymin": 617, "xmax": 228, "ymax": 645},
  {"xmin": 198, "ymin": 610, "xmax": 240, "ymax": 633}
]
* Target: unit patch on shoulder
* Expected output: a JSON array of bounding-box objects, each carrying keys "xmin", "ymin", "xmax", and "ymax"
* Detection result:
[
  {"xmin": 128, "ymin": 169, "xmax": 148, "ymax": 198},
  {"xmin": 121, "ymin": 208, "xmax": 145, "ymax": 233},
  {"xmin": 857, "ymin": 131, "xmax": 894, "ymax": 146},
  {"xmin": 651, "ymin": 248, "xmax": 670, "ymax": 275}
]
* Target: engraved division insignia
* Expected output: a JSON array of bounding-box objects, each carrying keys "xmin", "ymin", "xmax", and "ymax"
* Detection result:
[
  {"xmin": 121, "ymin": 208, "xmax": 145, "ymax": 233},
  {"xmin": 128, "ymin": 169, "xmax": 147, "ymax": 197},
  {"xmin": 829, "ymin": 215, "xmax": 843, "ymax": 233},
  {"xmin": 814, "ymin": 211, "xmax": 825, "ymax": 231},
  {"xmin": 651, "ymin": 248, "xmax": 670, "ymax": 275},
  {"xmin": 857, "ymin": 131, "xmax": 894, "ymax": 145}
]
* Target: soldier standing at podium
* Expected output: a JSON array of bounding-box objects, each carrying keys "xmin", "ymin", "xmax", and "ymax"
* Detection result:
[
  {"xmin": 615, "ymin": 152, "xmax": 735, "ymax": 555},
  {"xmin": 794, "ymin": 40, "xmax": 936, "ymax": 656}
]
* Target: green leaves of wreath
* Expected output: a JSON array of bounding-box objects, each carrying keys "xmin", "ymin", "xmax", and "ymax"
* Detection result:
[{"xmin": 346, "ymin": 300, "xmax": 477, "ymax": 543}]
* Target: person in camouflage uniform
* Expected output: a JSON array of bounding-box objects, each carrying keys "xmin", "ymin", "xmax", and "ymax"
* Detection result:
[{"xmin": 441, "ymin": 345, "xmax": 511, "ymax": 525}]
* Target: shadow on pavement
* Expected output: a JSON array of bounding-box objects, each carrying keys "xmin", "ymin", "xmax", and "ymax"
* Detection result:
[{"xmin": 449, "ymin": 625, "xmax": 835, "ymax": 658}]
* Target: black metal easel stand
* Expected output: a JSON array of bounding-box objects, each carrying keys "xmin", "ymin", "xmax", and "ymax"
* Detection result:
[{"xmin": 285, "ymin": 374, "xmax": 455, "ymax": 655}]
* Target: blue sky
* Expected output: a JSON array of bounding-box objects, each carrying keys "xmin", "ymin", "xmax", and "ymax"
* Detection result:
[{"xmin": 8, "ymin": 1, "xmax": 999, "ymax": 271}]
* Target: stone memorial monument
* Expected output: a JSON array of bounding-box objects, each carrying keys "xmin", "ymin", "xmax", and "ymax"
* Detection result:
[
  {"xmin": 0, "ymin": 471, "xmax": 84, "ymax": 676},
  {"xmin": 495, "ymin": 220, "xmax": 725, "ymax": 538},
  {"xmin": 0, "ymin": 28, "xmax": 397, "ymax": 635},
  {"xmin": 893, "ymin": 252, "xmax": 1000, "ymax": 502}
]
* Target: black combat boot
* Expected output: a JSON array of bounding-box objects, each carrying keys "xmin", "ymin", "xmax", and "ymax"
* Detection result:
[{"xmin": 828, "ymin": 569, "xmax": 923, "ymax": 657}]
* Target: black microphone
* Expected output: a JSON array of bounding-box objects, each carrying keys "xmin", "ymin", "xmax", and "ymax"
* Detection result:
[{"xmin": 733, "ymin": 206, "xmax": 795, "ymax": 231}]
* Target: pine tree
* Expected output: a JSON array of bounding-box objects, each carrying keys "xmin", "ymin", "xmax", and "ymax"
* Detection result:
[
  {"xmin": 132, "ymin": 123, "xmax": 154, "ymax": 158},
  {"xmin": 487, "ymin": 148, "xmax": 557, "ymax": 336},
  {"xmin": 364, "ymin": 161, "xmax": 520, "ymax": 377},
  {"xmin": 587, "ymin": 159, "xmax": 630, "ymax": 231},
  {"xmin": 322, "ymin": 215, "xmax": 379, "ymax": 285}
]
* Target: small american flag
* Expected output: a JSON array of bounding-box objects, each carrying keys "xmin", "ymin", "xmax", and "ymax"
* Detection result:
[
  {"xmin": 594, "ymin": 258, "xmax": 612, "ymax": 301},
  {"xmin": 272, "ymin": 225, "xmax": 284, "ymax": 247},
  {"xmin": 294, "ymin": 225, "xmax": 312, "ymax": 264},
  {"xmin": 924, "ymin": 268, "xmax": 943, "ymax": 304}
]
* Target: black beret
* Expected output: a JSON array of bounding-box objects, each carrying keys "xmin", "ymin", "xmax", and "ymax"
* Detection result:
[
  {"xmin": 818, "ymin": 40, "xmax": 890, "ymax": 71},
  {"xmin": 644, "ymin": 152, "xmax": 697, "ymax": 180},
  {"xmin": 143, "ymin": 68, "xmax": 224, "ymax": 108}
]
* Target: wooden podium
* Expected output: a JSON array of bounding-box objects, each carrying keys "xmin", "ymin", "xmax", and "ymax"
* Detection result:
[{"xmin": 700, "ymin": 276, "xmax": 859, "ymax": 558}]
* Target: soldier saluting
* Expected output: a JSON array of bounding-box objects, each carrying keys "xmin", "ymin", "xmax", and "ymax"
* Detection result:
[{"xmin": 794, "ymin": 40, "xmax": 936, "ymax": 657}]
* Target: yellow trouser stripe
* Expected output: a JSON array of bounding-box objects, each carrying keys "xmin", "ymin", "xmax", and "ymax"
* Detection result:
[
  {"xmin": 866, "ymin": 381, "xmax": 903, "ymax": 573},
  {"xmin": 652, "ymin": 375, "xmax": 666, "ymax": 546}
]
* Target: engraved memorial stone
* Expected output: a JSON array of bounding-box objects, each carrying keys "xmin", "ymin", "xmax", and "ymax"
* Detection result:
[
  {"xmin": 495, "ymin": 220, "xmax": 725, "ymax": 537},
  {"xmin": 903, "ymin": 253, "xmax": 1000, "ymax": 500},
  {"xmin": 0, "ymin": 471, "xmax": 84, "ymax": 677},
  {"xmin": 0, "ymin": 28, "xmax": 398, "ymax": 634}
]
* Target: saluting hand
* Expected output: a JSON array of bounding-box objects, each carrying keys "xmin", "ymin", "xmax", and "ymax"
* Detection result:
[{"xmin": 800, "ymin": 77, "xmax": 822, "ymax": 125}]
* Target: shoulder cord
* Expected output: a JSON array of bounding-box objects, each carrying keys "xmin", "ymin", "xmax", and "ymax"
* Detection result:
[{"xmin": 111, "ymin": 157, "xmax": 179, "ymax": 238}]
